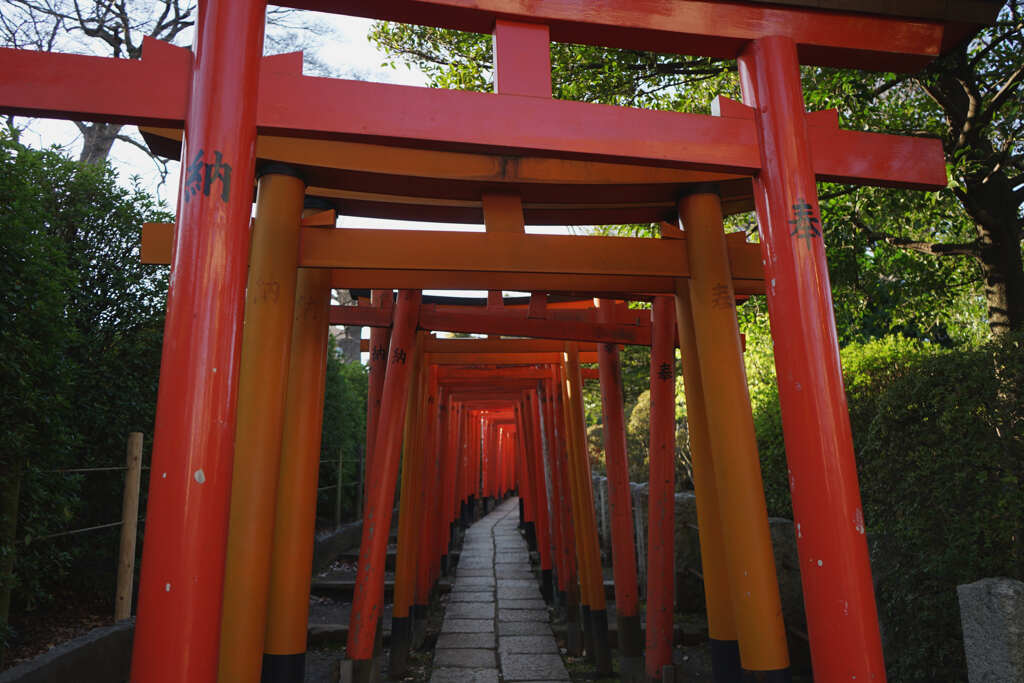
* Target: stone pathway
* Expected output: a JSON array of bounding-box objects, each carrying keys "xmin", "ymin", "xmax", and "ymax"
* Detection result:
[{"xmin": 431, "ymin": 498, "xmax": 569, "ymax": 683}]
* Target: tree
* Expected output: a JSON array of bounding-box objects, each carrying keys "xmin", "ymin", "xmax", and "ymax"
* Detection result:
[
  {"xmin": 369, "ymin": 4, "xmax": 1023, "ymax": 339},
  {"xmin": 0, "ymin": 127, "xmax": 171, "ymax": 661},
  {"xmin": 0, "ymin": 0, "xmax": 335, "ymax": 166}
]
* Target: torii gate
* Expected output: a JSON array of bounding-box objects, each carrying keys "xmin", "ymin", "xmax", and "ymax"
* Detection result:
[{"xmin": 0, "ymin": 1, "xmax": 998, "ymax": 682}]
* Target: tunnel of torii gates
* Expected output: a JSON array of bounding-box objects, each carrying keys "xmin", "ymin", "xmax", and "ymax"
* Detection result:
[{"xmin": 0, "ymin": 0, "xmax": 1000, "ymax": 681}]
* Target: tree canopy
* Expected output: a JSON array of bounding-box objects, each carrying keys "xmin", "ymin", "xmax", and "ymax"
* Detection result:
[{"xmin": 370, "ymin": 2, "xmax": 1023, "ymax": 341}]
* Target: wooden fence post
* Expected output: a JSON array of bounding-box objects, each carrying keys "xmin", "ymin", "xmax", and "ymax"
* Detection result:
[
  {"xmin": 115, "ymin": 432, "xmax": 143, "ymax": 621},
  {"xmin": 335, "ymin": 447, "xmax": 344, "ymax": 528}
]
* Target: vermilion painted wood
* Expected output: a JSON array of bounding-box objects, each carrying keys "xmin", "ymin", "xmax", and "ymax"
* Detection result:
[
  {"xmin": 645, "ymin": 297, "xmax": 677, "ymax": 679},
  {"xmin": 526, "ymin": 391, "xmax": 554, "ymax": 573},
  {"xmin": 596, "ymin": 301, "xmax": 641, "ymax": 623},
  {"xmin": 143, "ymin": 222, "xmax": 770, "ymax": 296},
  {"xmin": 0, "ymin": 38, "xmax": 189, "ymax": 124},
  {"xmin": 493, "ymin": 20, "xmax": 552, "ymax": 98},
  {"xmin": 276, "ymin": 0, "xmax": 954, "ymax": 70},
  {"xmin": 739, "ymin": 36, "xmax": 886, "ymax": 681},
  {"xmin": 348, "ymin": 290, "xmax": 422, "ymax": 662},
  {"xmin": 362, "ymin": 289, "xmax": 393, "ymax": 516},
  {"xmin": 3, "ymin": 47, "xmax": 946, "ymax": 190},
  {"xmin": 130, "ymin": 3, "xmax": 267, "ymax": 681}
]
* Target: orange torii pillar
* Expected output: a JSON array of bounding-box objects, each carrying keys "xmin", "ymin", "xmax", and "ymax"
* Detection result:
[
  {"xmin": 550, "ymin": 365, "xmax": 582, "ymax": 655},
  {"xmin": 217, "ymin": 167, "xmax": 305, "ymax": 683},
  {"xmin": 261, "ymin": 201, "xmax": 336, "ymax": 683},
  {"xmin": 392, "ymin": 331, "xmax": 427, "ymax": 676},
  {"xmin": 674, "ymin": 280, "xmax": 742, "ymax": 682},
  {"xmin": 413, "ymin": 366, "xmax": 443, "ymax": 647},
  {"xmin": 646, "ymin": 296, "xmax": 677, "ymax": 681},
  {"xmin": 596, "ymin": 299, "xmax": 644, "ymax": 680},
  {"xmin": 740, "ymin": 38, "xmax": 886, "ymax": 681},
  {"xmin": 363, "ymin": 289, "xmax": 393, "ymax": 511},
  {"xmin": 679, "ymin": 189, "xmax": 790, "ymax": 680},
  {"xmin": 131, "ymin": 2, "xmax": 267, "ymax": 680},
  {"xmin": 513, "ymin": 403, "xmax": 538, "ymax": 550},
  {"xmin": 525, "ymin": 390, "xmax": 555, "ymax": 602},
  {"xmin": 563, "ymin": 345, "xmax": 613, "ymax": 677},
  {"xmin": 347, "ymin": 290, "xmax": 422, "ymax": 682}
]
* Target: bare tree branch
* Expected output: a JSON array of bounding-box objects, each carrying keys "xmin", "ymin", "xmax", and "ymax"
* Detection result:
[{"xmin": 850, "ymin": 215, "xmax": 979, "ymax": 258}]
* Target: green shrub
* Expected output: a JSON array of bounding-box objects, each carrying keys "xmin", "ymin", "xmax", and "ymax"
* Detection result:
[{"xmin": 754, "ymin": 334, "xmax": 1023, "ymax": 682}]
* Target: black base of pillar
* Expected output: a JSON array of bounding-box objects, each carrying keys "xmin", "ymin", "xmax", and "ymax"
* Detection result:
[
  {"xmin": 261, "ymin": 653, "xmax": 304, "ymax": 683},
  {"xmin": 350, "ymin": 656, "xmax": 380, "ymax": 683},
  {"xmin": 618, "ymin": 613, "xmax": 644, "ymax": 657},
  {"xmin": 440, "ymin": 553, "xmax": 449, "ymax": 576},
  {"xmin": 557, "ymin": 589, "xmax": 567, "ymax": 610},
  {"xmin": 412, "ymin": 604, "xmax": 429, "ymax": 648},
  {"xmin": 710, "ymin": 639, "xmax": 743, "ymax": 683},
  {"xmin": 742, "ymin": 669, "xmax": 792, "ymax": 683},
  {"xmin": 540, "ymin": 569, "xmax": 554, "ymax": 603},
  {"xmin": 566, "ymin": 598, "xmax": 583, "ymax": 656},
  {"xmin": 581, "ymin": 605, "xmax": 595, "ymax": 663},
  {"xmin": 518, "ymin": 498, "xmax": 525, "ymax": 527},
  {"xmin": 590, "ymin": 608, "xmax": 613, "ymax": 676},
  {"xmin": 524, "ymin": 521, "xmax": 537, "ymax": 551},
  {"xmin": 388, "ymin": 616, "xmax": 412, "ymax": 678}
]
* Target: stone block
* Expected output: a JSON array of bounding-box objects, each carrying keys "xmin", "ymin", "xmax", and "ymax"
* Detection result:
[
  {"xmin": 433, "ymin": 648, "xmax": 497, "ymax": 669},
  {"xmin": 499, "ymin": 621, "xmax": 553, "ymax": 636},
  {"xmin": 499, "ymin": 652, "xmax": 569, "ymax": 680},
  {"xmin": 498, "ymin": 635, "xmax": 560, "ymax": 654},
  {"xmin": 442, "ymin": 618, "xmax": 495, "ymax": 634},
  {"xmin": 958, "ymin": 577, "xmax": 1024, "ymax": 683},
  {"xmin": 436, "ymin": 633, "xmax": 496, "ymax": 650},
  {"xmin": 498, "ymin": 608, "xmax": 549, "ymax": 622},
  {"xmin": 430, "ymin": 667, "xmax": 499, "ymax": 683},
  {"xmin": 446, "ymin": 602, "xmax": 496, "ymax": 620}
]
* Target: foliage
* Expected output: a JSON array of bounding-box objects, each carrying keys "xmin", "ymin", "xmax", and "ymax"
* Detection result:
[
  {"xmin": 370, "ymin": 8, "xmax": 1023, "ymax": 338},
  {"xmin": 316, "ymin": 343, "xmax": 368, "ymax": 525},
  {"xmin": 0, "ymin": 128, "xmax": 170, "ymax": 652},
  {"xmin": 754, "ymin": 334, "xmax": 1023, "ymax": 681}
]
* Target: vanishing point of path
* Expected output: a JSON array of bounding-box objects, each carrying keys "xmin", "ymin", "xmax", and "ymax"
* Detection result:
[{"xmin": 431, "ymin": 498, "xmax": 570, "ymax": 682}]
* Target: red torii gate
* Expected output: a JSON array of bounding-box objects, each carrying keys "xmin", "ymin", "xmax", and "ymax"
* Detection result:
[{"xmin": 0, "ymin": 1, "xmax": 998, "ymax": 682}]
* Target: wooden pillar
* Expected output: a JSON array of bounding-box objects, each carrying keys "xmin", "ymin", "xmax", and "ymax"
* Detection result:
[
  {"xmin": 678, "ymin": 189, "xmax": 788, "ymax": 678},
  {"xmin": 645, "ymin": 296, "xmax": 676, "ymax": 680},
  {"xmin": 261, "ymin": 223, "xmax": 333, "ymax": 682},
  {"xmin": 596, "ymin": 300, "xmax": 643, "ymax": 678},
  {"xmin": 738, "ymin": 37, "xmax": 885, "ymax": 682},
  {"xmin": 218, "ymin": 168, "xmax": 305, "ymax": 683},
  {"xmin": 563, "ymin": 344, "xmax": 612, "ymax": 676},
  {"xmin": 346, "ymin": 290, "xmax": 422, "ymax": 682},
  {"xmin": 131, "ymin": 3, "xmax": 267, "ymax": 679},
  {"xmin": 674, "ymin": 281, "xmax": 742, "ymax": 682}
]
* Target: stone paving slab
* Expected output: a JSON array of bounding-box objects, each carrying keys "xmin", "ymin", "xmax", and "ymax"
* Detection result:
[
  {"xmin": 498, "ymin": 635, "xmax": 560, "ymax": 654},
  {"xmin": 433, "ymin": 648, "xmax": 498, "ymax": 668},
  {"xmin": 498, "ymin": 620, "xmax": 553, "ymax": 636},
  {"xmin": 499, "ymin": 608, "xmax": 550, "ymax": 622},
  {"xmin": 497, "ymin": 585, "xmax": 543, "ymax": 599},
  {"xmin": 430, "ymin": 667, "xmax": 499, "ymax": 683},
  {"xmin": 442, "ymin": 618, "xmax": 495, "ymax": 633},
  {"xmin": 499, "ymin": 653, "xmax": 569, "ymax": 681},
  {"xmin": 455, "ymin": 576, "xmax": 496, "ymax": 587},
  {"xmin": 436, "ymin": 633, "xmax": 496, "ymax": 650},
  {"xmin": 499, "ymin": 598, "xmax": 547, "ymax": 610},
  {"xmin": 497, "ymin": 579, "xmax": 538, "ymax": 587},
  {"xmin": 445, "ymin": 602, "xmax": 496, "ymax": 619},
  {"xmin": 456, "ymin": 568, "xmax": 494, "ymax": 577},
  {"xmin": 449, "ymin": 590, "xmax": 495, "ymax": 602}
]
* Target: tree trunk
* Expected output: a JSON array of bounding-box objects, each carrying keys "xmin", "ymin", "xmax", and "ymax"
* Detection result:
[
  {"xmin": 964, "ymin": 171, "xmax": 1024, "ymax": 336},
  {"xmin": 78, "ymin": 122, "xmax": 122, "ymax": 165},
  {"xmin": 0, "ymin": 455, "xmax": 25, "ymax": 667}
]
